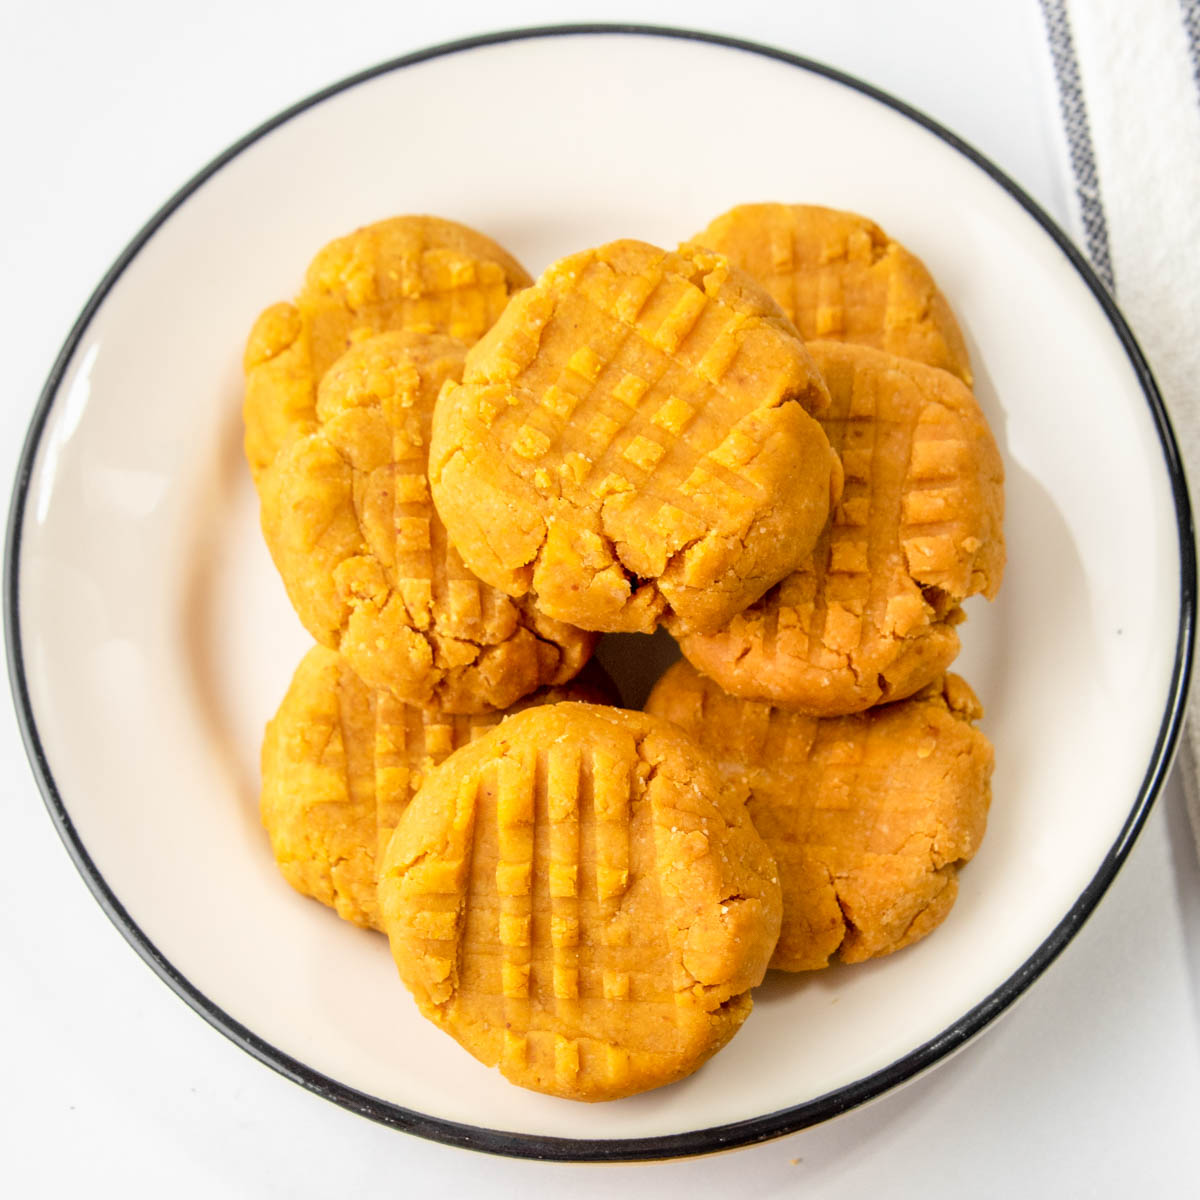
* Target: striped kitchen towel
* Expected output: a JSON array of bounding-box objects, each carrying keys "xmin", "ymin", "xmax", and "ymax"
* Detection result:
[{"xmin": 1039, "ymin": 0, "xmax": 1200, "ymax": 848}]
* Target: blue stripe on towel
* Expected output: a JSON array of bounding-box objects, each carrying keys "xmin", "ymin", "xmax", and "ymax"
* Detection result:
[
  {"xmin": 1181, "ymin": 0, "xmax": 1200, "ymax": 100},
  {"xmin": 1039, "ymin": 0, "xmax": 1116, "ymax": 291}
]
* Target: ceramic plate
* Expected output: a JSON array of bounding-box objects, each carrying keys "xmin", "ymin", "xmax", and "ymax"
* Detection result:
[{"xmin": 6, "ymin": 26, "xmax": 1194, "ymax": 1161}]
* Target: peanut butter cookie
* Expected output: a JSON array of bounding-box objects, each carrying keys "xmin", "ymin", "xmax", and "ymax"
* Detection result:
[
  {"xmin": 677, "ymin": 341, "xmax": 1004, "ymax": 715},
  {"xmin": 243, "ymin": 215, "xmax": 531, "ymax": 480},
  {"xmin": 377, "ymin": 702, "xmax": 782, "ymax": 1100},
  {"xmin": 688, "ymin": 203, "xmax": 973, "ymax": 384},
  {"xmin": 645, "ymin": 660, "xmax": 993, "ymax": 971},
  {"xmin": 429, "ymin": 238, "xmax": 841, "ymax": 636},
  {"xmin": 260, "ymin": 646, "xmax": 617, "ymax": 930},
  {"xmin": 262, "ymin": 331, "xmax": 595, "ymax": 712}
]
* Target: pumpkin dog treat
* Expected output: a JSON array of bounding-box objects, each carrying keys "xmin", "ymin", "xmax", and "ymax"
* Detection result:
[
  {"xmin": 262, "ymin": 331, "xmax": 595, "ymax": 712},
  {"xmin": 646, "ymin": 661, "xmax": 992, "ymax": 970},
  {"xmin": 378, "ymin": 703, "xmax": 782, "ymax": 1101},
  {"xmin": 689, "ymin": 203, "xmax": 973, "ymax": 384},
  {"xmin": 429, "ymin": 239, "xmax": 841, "ymax": 636},
  {"xmin": 260, "ymin": 646, "xmax": 617, "ymax": 930},
  {"xmin": 677, "ymin": 341, "xmax": 1004, "ymax": 715},
  {"xmin": 243, "ymin": 214, "xmax": 532, "ymax": 480}
]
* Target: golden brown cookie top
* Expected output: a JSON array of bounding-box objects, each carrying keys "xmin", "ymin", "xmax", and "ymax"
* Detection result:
[
  {"xmin": 678, "ymin": 341, "xmax": 1004, "ymax": 715},
  {"xmin": 429, "ymin": 238, "xmax": 841, "ymax": 636},
  {"xmin": 261, "ymin": 646, "xmax": 379, "ymax": 928},
  {"xmin": 260, "ymin": 646, "xmax": 619, "ymax": 931},
  {"xmin": 261, "ymin": 331, "xmax": 595, "ymax": 712},
  {"xmin": 243, "ymin": 215, "xmax": 532, "ymax": 479},
  {"xmin": 377, "ymin": 702, "xmax": 782, "ymax": 1100},
  {"xmin": 645, "ymin": 660, "xmax": 993, "ymax": 971},
  {"xmin": 688, "ymin": 203, "xmax": 973, "ymax": 384}
]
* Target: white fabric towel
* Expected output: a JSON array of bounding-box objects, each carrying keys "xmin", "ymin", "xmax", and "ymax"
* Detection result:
[{"xmin": 1039, "ymin": 0, "xmax": 1200, "ymax": 850}]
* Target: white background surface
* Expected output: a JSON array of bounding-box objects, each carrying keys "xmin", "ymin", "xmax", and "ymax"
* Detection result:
[{"xmin": 3, "ymin": 0, "xmax": 1198, "ymax": 1194}]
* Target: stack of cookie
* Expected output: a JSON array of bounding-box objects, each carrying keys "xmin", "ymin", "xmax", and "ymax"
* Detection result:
[{"xmin": 245, "ymin": 206, "xmax": 1003, "ymax": 1102}]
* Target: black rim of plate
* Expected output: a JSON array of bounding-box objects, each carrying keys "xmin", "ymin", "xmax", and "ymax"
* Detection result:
[{"xmin": 5, "ymin": 23, "xmax": 1196, "ymax": 1164}]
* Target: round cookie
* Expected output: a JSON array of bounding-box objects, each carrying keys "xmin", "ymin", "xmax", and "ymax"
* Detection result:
[
  {"xmin": 645, "ymin": 660, "xmax": 993, "ymax": 971},
  {"xmin": 243, "ymin": 214, "xmax": 532, "ymax": 480},
  {"xmin": 429, "ymin": 238, "xmax": 842, "ymax": 636},
  {"xmin": 262, "ymin": 331, "xmax": 595, "ymax": 712},
  {"xmin": 377, "ymin": 702, "xmax": 782, "ymax": 1101},
  {"xmin": 677, "ymin": 340, "xmax": 1004, "ymax": 715},
  {"xmin": 688, "ymin": 203, "xmax": 973, "ymax": 384},
  {"xmin": 260, "ymin": 646, "xmax": 618, "ymax": 931}
]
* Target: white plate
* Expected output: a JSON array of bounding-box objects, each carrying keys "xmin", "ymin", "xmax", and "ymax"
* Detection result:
[{"xmin": 5, "ymin": 26, "xmax": 1194, "ymax": 1161}]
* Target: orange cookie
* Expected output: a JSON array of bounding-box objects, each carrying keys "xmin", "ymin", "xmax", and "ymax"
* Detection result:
[
  {"xmin": 429, "ymin": 238, "xmax": 841, "ymax": 636},
  {"xmin": 261, "ymin": 331, "xmax": 595, "ymax": 712},
  {"xmin": 677, "ymin": 341, "xmax": 1004, "ymax": 714},
  {"xmin": 645, "ymin": 660, "xmax": 993, "ymax": 971},
  {"xmin": 688, "ymin": 203, "xmax": 973, "ymax": 384},
  {"xmin": 260, "ymin": 646, "xmax": 617, "ymax": 930},
  {"xmin": 243, "ymin": 215, "xmax": 531, "ymax": 480},
  {"xmin": 377, "ymin": 703, "xmax": 782, "ymax": 1101}
]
